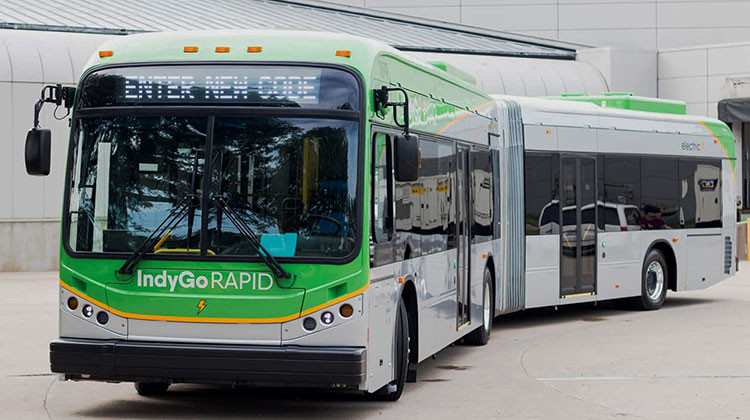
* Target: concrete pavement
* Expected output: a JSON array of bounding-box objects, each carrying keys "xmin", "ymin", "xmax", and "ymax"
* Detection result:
[{"xmin": 1, "ymin": 266, "xmax": 748, "ymax": 420}]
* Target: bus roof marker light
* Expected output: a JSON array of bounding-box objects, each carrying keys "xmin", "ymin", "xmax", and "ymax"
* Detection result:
[
  {"xmin": 184, "ymin": 46, "xmax": 199, "ymax": 53},
  {"xmin": 247, "ymin": 46, "xmax": 262, "ymax": 53},
  {"xmin": 215, "ymin": 46, "xmax": 230, "ymax": 53},
  {"xmin": 335, "ymin": 50, "xmax": 351, "ymax": 57},
  {"xmin": 98, "ymin": 50, "xmax": 113, "ymax": 58}
]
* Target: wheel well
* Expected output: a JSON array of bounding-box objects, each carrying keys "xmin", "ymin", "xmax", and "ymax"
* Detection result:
[
  {"xmin": 485, "ymin": 256, "xmax": 497, "ymax": 312},
  {"xmin": 401, "ymin": 280, "xmax": 418, "ymax": 363},
  {"xmin": 649, "ymin": 241, "xmax": 677, "ymax": 292}
]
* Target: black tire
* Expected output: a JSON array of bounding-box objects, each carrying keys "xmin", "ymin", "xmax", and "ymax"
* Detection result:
[
  {"xmin": 134, "ymin": 382, "xmax": 170, "ymax": 396},
  {"xmin": 464, "ymin": 266, "xmax": 494, "ymax": 346},
  {"xmin": 633, "ymin": 249, "xmax": 668, "ymax": 310},
  {"xmin": 371, "ymin": 298, "xmax": 409, "ymax": 401}
]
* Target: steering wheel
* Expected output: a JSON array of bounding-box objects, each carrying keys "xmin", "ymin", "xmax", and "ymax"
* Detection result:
[{"xmin": 301, "ymin": 214, "xmax": 343, "ymax": 235}]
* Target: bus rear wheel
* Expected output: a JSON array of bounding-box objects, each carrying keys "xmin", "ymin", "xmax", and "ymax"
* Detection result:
[
  {"xmin": 371, "ymin": 298, "xmax": 409, "ymax": 401},
  {"xmin": 134, "ymin": 382, "xmax": 170, "ymax": 396},
  {"xmin": 634, "ymin": 249, "xmax": 668, "ymax": 310},
  {"xmin": 464, "ymin": 266, "xmax": 493, "ymax": 346}
]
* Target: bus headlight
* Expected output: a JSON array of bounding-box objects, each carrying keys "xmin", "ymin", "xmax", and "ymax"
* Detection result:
[{"xmin": 82, "ymin": 305, "xmax": 94, "ymax": 318}]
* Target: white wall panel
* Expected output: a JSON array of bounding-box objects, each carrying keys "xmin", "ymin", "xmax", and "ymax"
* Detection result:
[
  {"xmin": 559, "ymin": 3, "xmax": 656, "ymax": 30},
  {"xmin": 708, "ymin": 75, "xmax": 731, "ymax": 103},
  {"xmin": 685, "ymin": 102, "xmax": 708, "ymax": 116},
  {"xmin": 461, "ymin": 5, "xmax": 558, "ymax": 31},
  {"xmin": 658, "ymin": 28, "xmax": 750, "ymax": 50},
  {"xmin": 37, "ymin": 38, "xmax": 75, "ymax": 84},
  {"xmin": 658, "ymin": 49, "xmax": 707, "ymax": 79},
  {"xmin": 0, "ymin": 82, "xmax": 12, "ymax": 220},
  {"xmin": 11, "ymin": 83, "xmax": 45, "ymax": 219},
  {"xmin": 658, "ymin": 76, "xmax": 707, "ymax": 103},
  {"xmin": 708, "ymin": 44, "xmax": 750, "ymax": 75},
  {"xmin": 657, "ymin": 2, "xmax": 750, "ymax": 29},
  {"xmin": 4, "ymin": 35, "xmax": 43, "ymax": 83},
  {"xmin": 559, "ymin": 28, "xmax": 656, "ymax": 50},
  {"xmin": 0, "ymin": 39, "xmax": 12, "ymax": 82}
]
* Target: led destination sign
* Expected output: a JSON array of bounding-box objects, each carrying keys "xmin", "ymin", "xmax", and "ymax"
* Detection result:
[
  {"xmin": 119, "ymin": 68, "xmax": 322, "ymax": 104},
  {"xmin": 77, "ymin": 65, "xmax": 366, "ymax": 109}
]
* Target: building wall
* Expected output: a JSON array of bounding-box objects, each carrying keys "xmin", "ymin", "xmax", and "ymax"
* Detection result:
[
  {"xmin": 324, "ymin": 0, "xmax": 750, "ymax": 50},
  {"xmin": 658, "ymin": 42, "xmax": 750, "ymax": 206},
  {"xmin": 0, "ymin": 29, "xmax": 113, "ymax": 271}
]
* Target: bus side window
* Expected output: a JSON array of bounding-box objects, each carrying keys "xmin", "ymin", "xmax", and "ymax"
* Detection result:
[
  {"xmin": 372, "ymin": 133, "xmax": 393, "ymax": 244},
  {"xmin": 471, "ymin": 147, "xmax": 493, "ymax": 243}
]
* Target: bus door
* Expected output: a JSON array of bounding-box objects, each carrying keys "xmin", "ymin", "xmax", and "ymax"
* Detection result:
[
  {"xmin": 560, "ymin": 156, "xmax": 597, "ymax": 297},
  {"xmin": 456, "ymin": 145, "xmax": 471, "ymax": 328}
]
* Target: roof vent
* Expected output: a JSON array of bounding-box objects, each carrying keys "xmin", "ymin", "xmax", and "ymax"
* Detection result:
[{"xmin": 549, "ymin": 93, "xmax": 686, "ymax": 115}]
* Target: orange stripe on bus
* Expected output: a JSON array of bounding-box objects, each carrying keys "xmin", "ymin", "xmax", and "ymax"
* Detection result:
[{"xmin": 60, "ymin": 279, "xmax": 368, "ymax": 324}]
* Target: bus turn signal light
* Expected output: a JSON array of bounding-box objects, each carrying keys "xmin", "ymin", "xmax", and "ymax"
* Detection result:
[
  {"xmin": 335, "ymin": 50, "xmax": 351, "ymax": 57},
  {"xmin": 67, "ymin": 296, "xmax": 79, "ymax": 310},
  {"xmin": 98, "ymin": 50, "xmax": 113, "ymax": 58},
  {"xmin": 215, "ymin": 46, "xmax": 230, "ymax": 53},
  {"xmin": 247, "ymin": 46, "xmax": 262, "ymax": 53},
  {"xmin": 184, "ymin": 46, "xmax": 199, "ymax": 53},
  {"xmin": 340, "ymin": 304, "xmax": 354, "ymax": 318}
]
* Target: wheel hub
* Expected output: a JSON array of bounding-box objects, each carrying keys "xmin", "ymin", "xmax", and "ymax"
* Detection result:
[{"xmin": 646, "ymin": 261, "xmax": 664, "ymax": 301}]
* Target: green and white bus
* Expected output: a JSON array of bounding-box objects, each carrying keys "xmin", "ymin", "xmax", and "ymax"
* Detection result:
[{"xmin": 26, "ymin": 30, "xmax": 735, "ymax": 401}]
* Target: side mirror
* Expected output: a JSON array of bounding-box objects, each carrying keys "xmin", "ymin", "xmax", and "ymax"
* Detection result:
[
  {"xmin": 394, "ymin": 134, "xmax": 419, "ymax": 182},
  {"xmin": 25, "ymin": 128, "xmax": 51, "ymax": 176}
]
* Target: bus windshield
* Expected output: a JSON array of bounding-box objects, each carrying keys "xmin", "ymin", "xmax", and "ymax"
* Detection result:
[{"xmin": 66, "ymin": 65, "xmax": 360, "ymax": 260}]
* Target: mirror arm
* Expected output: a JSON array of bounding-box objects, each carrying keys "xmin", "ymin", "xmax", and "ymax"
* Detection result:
[
  {"xmin": 374, "ymin": 86, "xmax": 410, "ymax": 135},
  {"xmin": 33, "ymin": 84, "xmax": 76, "ymax": 128}
]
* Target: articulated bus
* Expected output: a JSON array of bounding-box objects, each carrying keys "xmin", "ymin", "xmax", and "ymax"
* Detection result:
[{"xmin": 25, "ymin": 30, "xmax": 735, "ymax": 401}]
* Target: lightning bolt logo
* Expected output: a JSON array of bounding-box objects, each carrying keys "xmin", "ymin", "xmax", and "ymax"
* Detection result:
[{"xmin": 197, "ymin": 299, "xmax": 207, "ymax": 315}]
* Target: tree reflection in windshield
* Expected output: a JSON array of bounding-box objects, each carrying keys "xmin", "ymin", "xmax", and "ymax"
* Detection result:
[
  {"xmin": 68, "ymin": 116, "xmax": 207, "ymax": 253},
  {"xmin": 208, "ymin": 118, "xmax": 358, "ymax": 258},
  {"xmin": 66, "ymin": 116, "xmax": 358, "ymax": 259}
]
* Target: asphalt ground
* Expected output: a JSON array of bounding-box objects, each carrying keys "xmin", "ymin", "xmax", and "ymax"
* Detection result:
[{"xmin": 1, "ymin": 265, "xmax": 748, "ymax": 420}]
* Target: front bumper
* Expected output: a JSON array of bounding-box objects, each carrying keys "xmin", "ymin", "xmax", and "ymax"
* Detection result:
[{"xmin": 50, "ymin": 339, "xmax": 366, "ymax": 388}]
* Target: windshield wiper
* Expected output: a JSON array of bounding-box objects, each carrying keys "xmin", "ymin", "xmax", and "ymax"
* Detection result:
[
  {"xmin": 117, "ymin": 150, "xmax": 202, "ymax": 275},
  {"xmin": 116, "ymin": 194, "xmax": 198, "ymax": 275},
  {"xmin": 211, "ymin": 194, "xmax": 292, "ymax": 280}
]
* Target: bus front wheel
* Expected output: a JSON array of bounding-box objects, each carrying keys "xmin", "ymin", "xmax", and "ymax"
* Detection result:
[{"xmin": 371, "ymin": 298, "xmax": 409, "ymax": 401}]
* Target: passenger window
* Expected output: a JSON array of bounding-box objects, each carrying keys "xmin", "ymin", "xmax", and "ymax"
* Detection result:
[
  {"xmin": 641, "ymin": 157, "xmax": 679, "ymax": 230},
  {"xmin": 602, "ymin": 156, "xmax": 641, "ymax": 232},
  {"xmin": 471, "ymin": 147, "xmax": 493, "ymax": 243},
  {"xmin": 372, "ymin": 133, "xmax": 392, "ymax": 243},
  {"xmin": 420, "ymin": 139, "xmax": 445, "ymax": 254},
  {"xmin": 524, "ymin": 152, "xmax": 560, "ymax": 235},
  {"xmin": 679, "ymin": 159, "xmax": 722, "ymax": 228}
]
